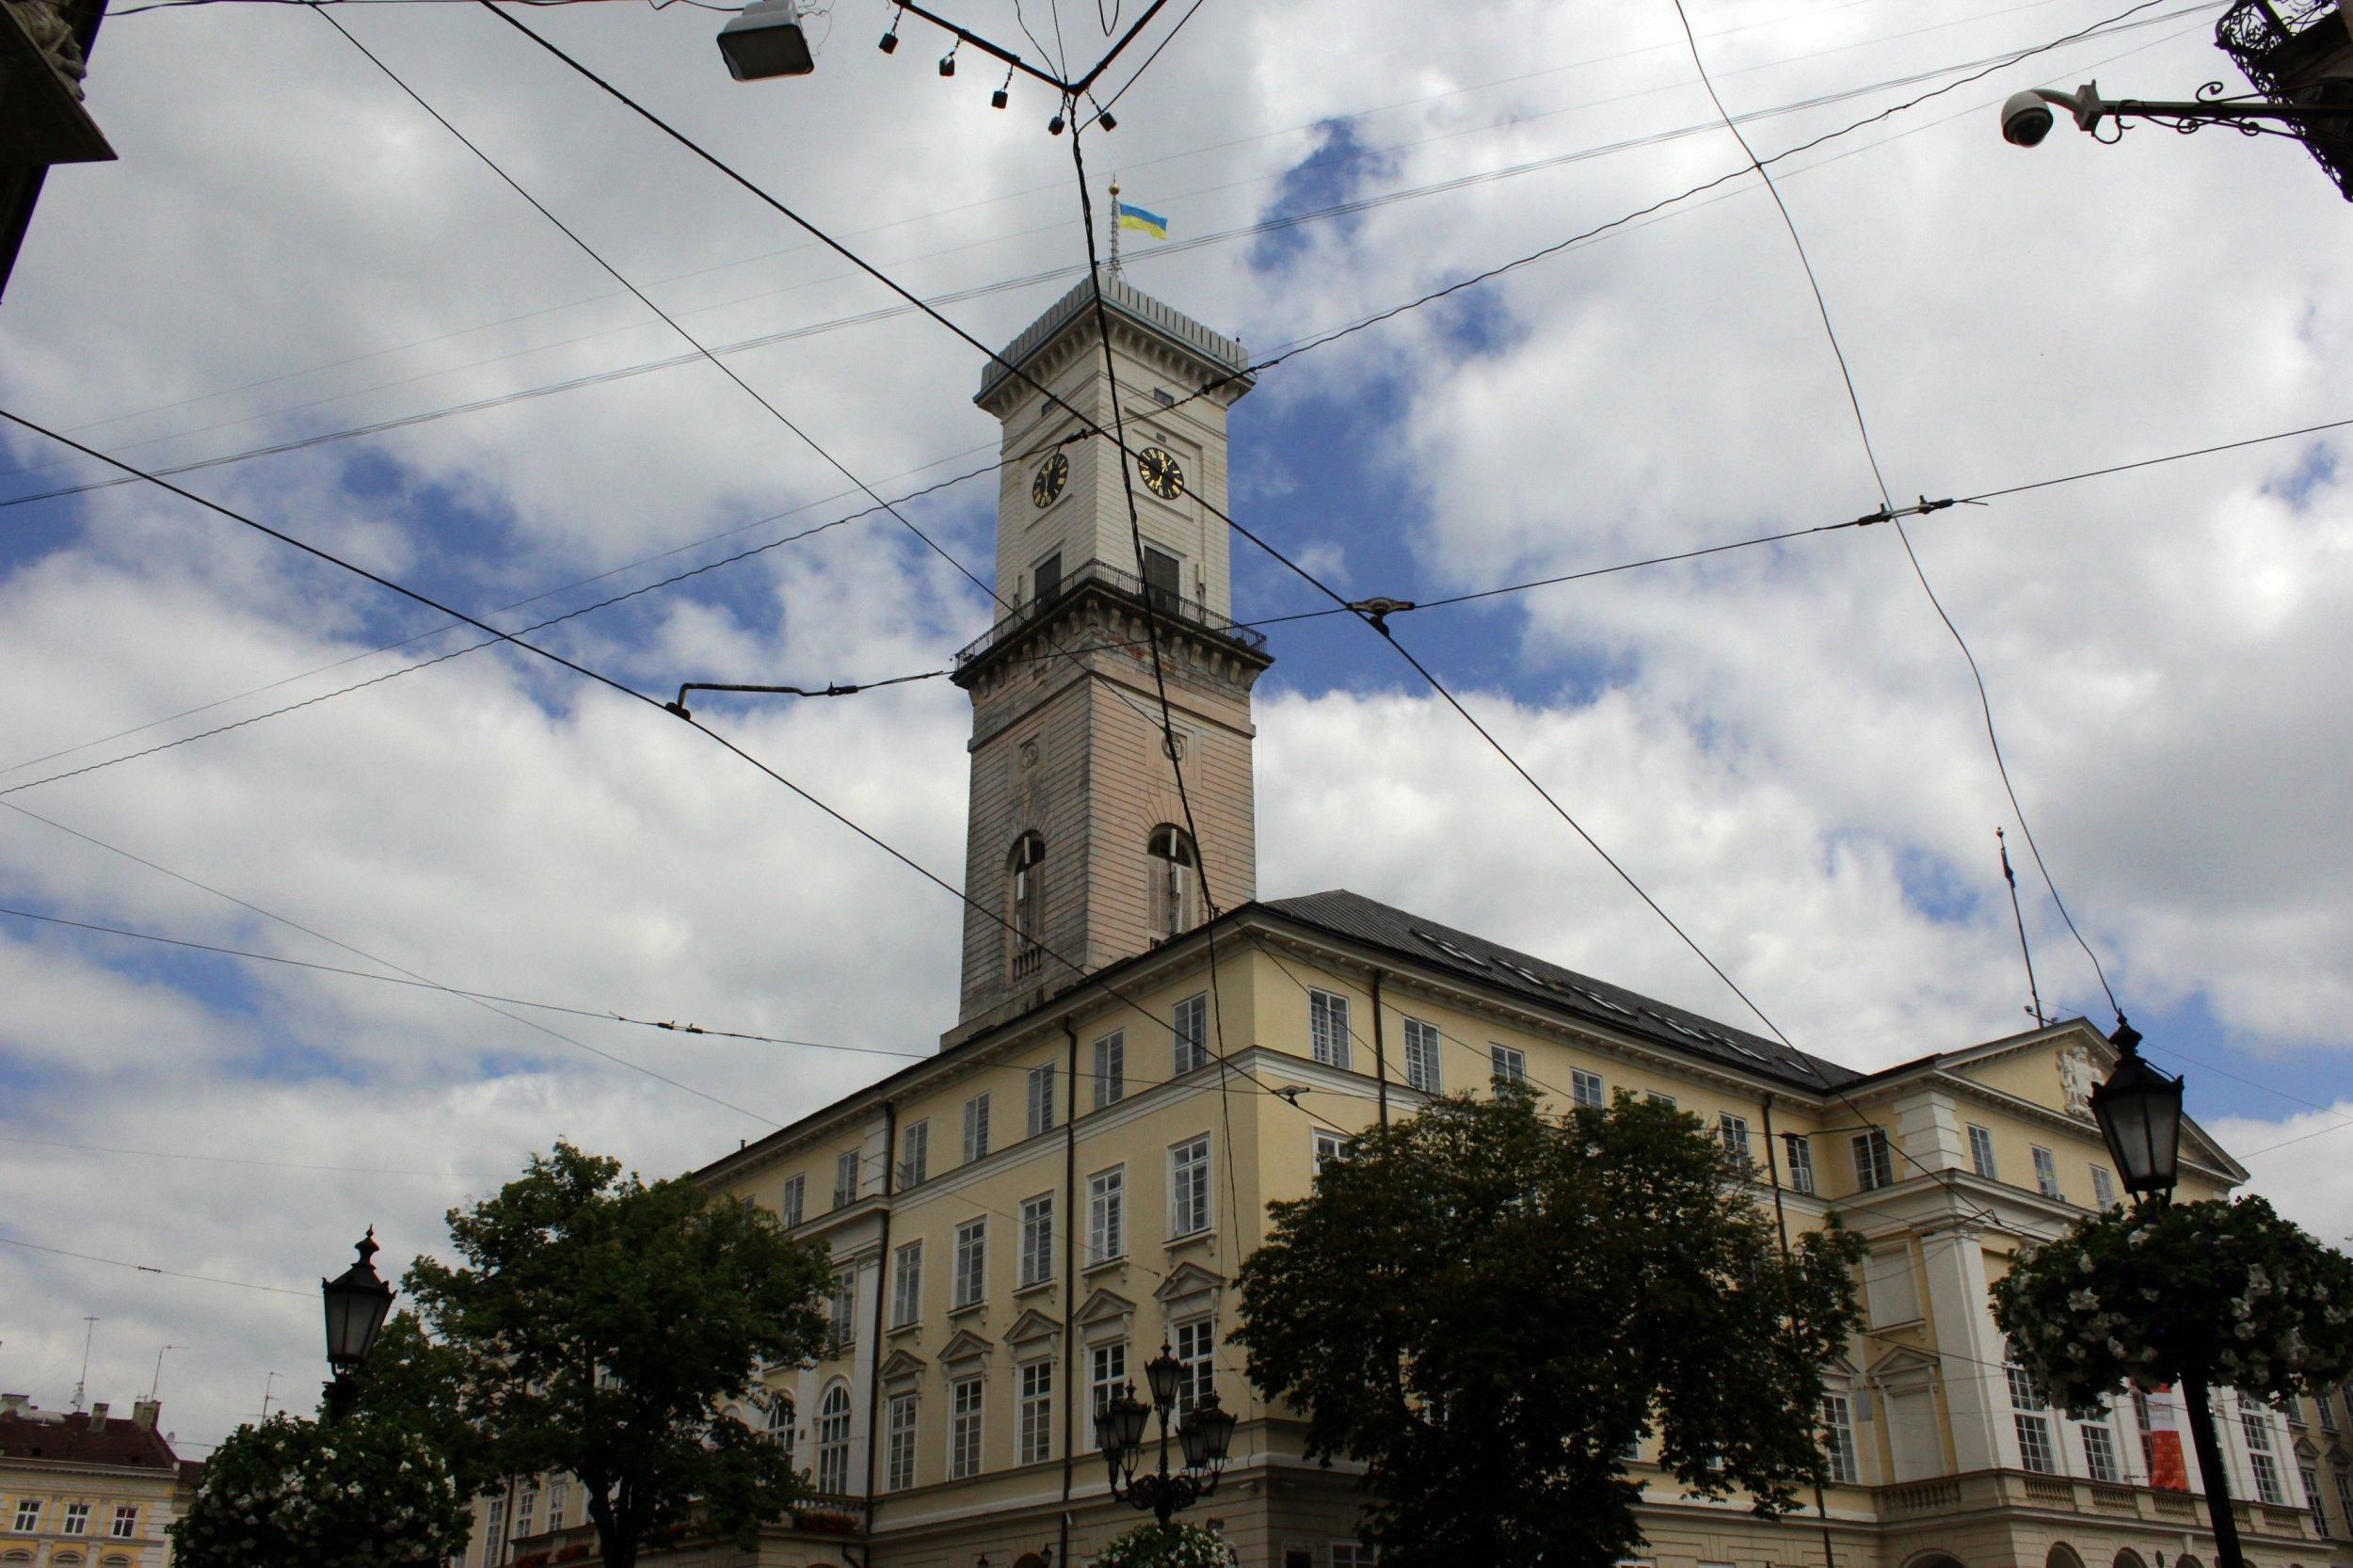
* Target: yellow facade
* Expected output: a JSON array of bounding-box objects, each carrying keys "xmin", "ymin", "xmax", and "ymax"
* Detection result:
[{"xmin": 0, "ymin": 1398, "xmax": 192, "ymax": 1568}]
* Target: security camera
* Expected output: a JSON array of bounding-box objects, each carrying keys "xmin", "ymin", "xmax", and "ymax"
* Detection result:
[
  {"xmin": 2002, "ymin": 89, "xmax": 2056, "ymax": 148},
  {"xmin": 717, "ymin": 0, "xmax": 814, "ymax": 80}
]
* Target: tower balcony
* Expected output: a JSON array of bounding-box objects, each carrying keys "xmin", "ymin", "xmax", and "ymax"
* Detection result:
[
  {"xmin": 952, "ymin": 556, "xmax": 1270, "ymax": 679},
  {"xmin": 2216, "ymin": 0, "xmax": 2353, "ymax": 198}
]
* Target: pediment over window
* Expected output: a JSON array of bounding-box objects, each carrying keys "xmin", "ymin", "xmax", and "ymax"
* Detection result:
[
  {"xmin": 1865, "ymin": 1346, "xmax": 1938, "ymax": 1397},
  {"xmin": 1076, "ymin": 1287, "xmax": 1135, "ymax": 1346},
  {"xmin": 878, "ymin": 1349, "xmax": 928, "ymax": 1391},
  {"xmin": 939, "ymin": 1328, "xmax": 995, "ymax": 1370},
  {"xmin": 1154, "ymin": 1261, "xmax": 1225, "ymax": 1320},
  {"xmin": 1006, "ymin": 1308, "xmax": 1064, "ymax": 1358}
]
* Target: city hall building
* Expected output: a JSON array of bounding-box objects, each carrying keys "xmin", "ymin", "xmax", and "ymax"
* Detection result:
[{"xmin": 466, "ymin": 275, "xmax": 2343, "ymax": 1568}]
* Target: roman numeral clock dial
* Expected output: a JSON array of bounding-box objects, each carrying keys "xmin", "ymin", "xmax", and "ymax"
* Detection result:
[
  {"xmin": 1031, "ymin": 451, "xmax": 1069, "ymax": 508},
  {"xmin": 1136, "ymin": 446, "xmax": 1184, "ymax": 501}
]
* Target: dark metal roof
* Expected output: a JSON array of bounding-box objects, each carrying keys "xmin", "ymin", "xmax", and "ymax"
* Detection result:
[
  {"xmin": 975, "ymin": 269, "xmax": 1252, "ymax": 406},
  {"xmin": 1257, "ymin": 889, "xmax": 1865, "ymax": 1093}
]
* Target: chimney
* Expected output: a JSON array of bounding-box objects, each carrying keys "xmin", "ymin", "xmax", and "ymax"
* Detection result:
[
  {"xmin": 132, "ymin": 1399, "xmax": 159, "ymax": 1431},
  {"xmin": 0, "ymin": 1394, "xmax": 26, "ymax": 1417},
  {"xmin": 88, "ymin": 1401, "xmax": 109, "ymax": 1430}
]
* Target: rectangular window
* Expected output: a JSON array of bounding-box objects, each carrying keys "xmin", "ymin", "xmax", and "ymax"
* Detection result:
[
  {"xmin": 484, "ymin": 1496, "xmax": 506, "ymax": 1560},
  {"xmin": 1020, "ymin": 1193, "xmax": 1055, "ymax": 1287},
  {"xmin": 1312, "ymin": 1128, "xmax": 1353, "ymax": 1175},
  {"xmin": 2301, "ymin": 1464, "xmax": 2326, "ymax": 1535},
  {"xmin": 2009, "ymin": 1364, "xmax": 2057, "ymax": 1474},
  {"xmin": 780, "ymin": 1173, "xmax": 805, "ymax": 1228},
  {"xmin": 1719, "ymin": 1112, "xmax": 1752, "ymax": 1163},
  {"xmin": 549, "ymin": 1480, "xmax": 568, "ymax": 1531},
  {"xmin": 1822, "ymin": 1394, "xmax": 1860, "ymax": 1484},
  {"xmin": 964, "ymin": 1093, "xmax": 991, "ymax": 1163},
  {"xmin": 1490, "ymin": 1043, "xmax": 1527, "ymax": 1084},
  {"xmin": 2091, "ymin": 1165, "xmax": 2117, "ymax": 1208},
  {"xmin": 1019, "ymin": 1361, "xmax": 1055, "ymax": 1465},
  {"xmin": 887, "ymin": 1391, "xmax": 919, "ymax": 1491},
  {"xmin": 1092, "ymin": 1342, "xmax": 1128, "ymax": 1416},
  {"xmin": 1401, "ymin": 1017, "xmax": 1441, "ymax": 1094},
  {"xmin": 1783, "ymin": 1132, "xmax": 1817, "ymax": 1194},
  {"xmin": 1309, "ymin": 990, "xmax": 1352, "ymax": 1069},
  {"xmin": 954, "ymin": 1219, "xmax": 987, "ymax": 1308},
  {"xmin": 892, "ymin": 1240, "xmax": 923, "ymax": 1328},
  {"xmin": 1647, "ymin": 1091, "xmax": 1677, "ymax": 1109},
  {"xmin": 1173, "ymin": 993, "xmax": 1210, "ymax": 1074},
  {"xmin": 1853, "ymin": 1129, "xmax": 1895, "ymax": 1192},
  {"xmin": 1967, "ymin": 1124, "xmax": 1998, "ymax": 1179},
  {"xmin": 2244, "ymin": 1406, "xmax": 2287, "ymax": 1505},
  {"xmin": 2082, "ymin": 1419, "xmax": 2121, "ymax": 1482},
  {"xmin": 1571, "ymin": 1067, "xmax": 1605, "ymax": 1109},
  {"xmin": 1028, "ymin": 1063, "xmax": 1058, "ymax": 1138},
  {"xmin": 1094, "ymin": 1030, "xmax": 1126, "ymax": 1108},
  {"xmin": 1087, "ymin": 1166, "xmax": 1126, "ymax": 1264},
  {"xmin": 62, "ymin": 1501, "xmax": 89, "ymax": 1536},
  {"xmin": 829, "ymin": 1271, "xmax": 857, "ymax": 1347},
  {"xmin": 898, "ymin": 1119, "xmax": 929, "ymax": 1188},
  {"xmin": 833, "ymin": 1148, "xmax": 860, "ymax": 1208},
  {"xmin": 2335, "ymin": 1472, "xmax": 2353, "ymax": 1538},
  {"xmin": 1174, "ymin": 1318, "xmax": 1215, "ymax": 1413},
  {"xmin": 516, "ymin": 1483, "xmax": 536, "ymax": 1539},
  {"xmin": 2032, "ymin": 1144, "xmax": 2061, "ymax": 1199},
  {"xmin": 949, "ymin": 1377, "xmax": 984, "ymax": 1480},
  {"xmin": 1142, "ymin": 544, "xmax": 1182, "ymax": 610},
  {"xmin": 2324, "ymin": 1390, "xmax": 2343, "ymax": 1432},
  {"xmin": 1033, "ymin": 550, "xmax": 1062, "ymax": 604},
  {"xmin": 1171, "ymin": 1134, "xmax": 1212, "ymax": 1238},
  {"xmin": 1331, "ymin": 1545, "xmax": 1375, "ymax": 1568},
  {"xmin": 12, "ymin": 1500, "xmax": 38, "ymax": 1531}
]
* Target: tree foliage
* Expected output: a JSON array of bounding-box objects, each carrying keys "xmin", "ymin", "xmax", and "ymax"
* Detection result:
[
  {"xmin": 406, "ymin": 1142, "xmax": 834, "ymax": 1568},
  {"xmin": 1992, "ymin": 1193, "xmax": 2353, "ymax": 1416},
  {"xmin": 1232, "ymin": 1086, "xmax": 1865, "ymax": 1568},
  {"xmin": 1093, "ymin": 1520, "xmax": 1235, "ymax": 1568},
  {"xmin": 344, "ymin": 1310, "xmax": 495, "ymax": 1497},
  {"xmin": 168, "ymin": 1411, "xmax": 469, "ymax": 1568}
]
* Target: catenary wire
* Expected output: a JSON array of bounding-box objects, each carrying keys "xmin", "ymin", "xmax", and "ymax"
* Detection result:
[
  {"xmin": 0, "ymin": 1132, "xmax": 513, "ymax": 1179},
  {"xmin": 0, "ymin": 1235, "xmax": 312, "ymax": 1298}
]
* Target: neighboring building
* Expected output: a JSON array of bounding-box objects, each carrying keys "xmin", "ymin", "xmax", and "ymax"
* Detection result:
[
  {"xmin": 462, "ymin": 274, "xmax": 2336, "ymax": 1568},
  {"xmin": 0, "ymin": 1396, "xmax": 196, "ymax": 1567}
]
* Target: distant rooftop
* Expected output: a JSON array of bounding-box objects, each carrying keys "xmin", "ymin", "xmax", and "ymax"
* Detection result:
[
  {"xmin": 0, "ymin": 1400, "xmax": 183, "ymax": 1471},
  {"xmin": 1259, "ymin": 889, "xmax": 1867, "ymax": 1094},
  {"xmin": 977, "ymin": 268, "xmax": 1251, "ymax": 406}
]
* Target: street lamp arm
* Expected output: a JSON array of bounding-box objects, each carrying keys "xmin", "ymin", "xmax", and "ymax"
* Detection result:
[
  {"xmin": 2035, "ymin": 79, "xmax": 2353, "ymax": 132},
  {"xmin": 887, "ymin": 1, "xmax": 1067, "ymax": 91}
]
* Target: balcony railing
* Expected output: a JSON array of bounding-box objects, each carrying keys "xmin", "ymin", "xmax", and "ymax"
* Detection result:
[
  {"xmin": 2216, "ymin": 0, "xmax": 2353, "ymax": 199},
  {"xmin": 953, "ymin": 557, "xmax": 1270, "ymax": 671}
]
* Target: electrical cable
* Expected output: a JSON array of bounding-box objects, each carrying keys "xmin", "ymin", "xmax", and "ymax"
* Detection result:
[
  {"xmin": 0, "ymin": 1234, "xmax": 312, "ymax": 1297},
  {"xmin": 0, "ymin": 1132, "xmax": 512, "ymax": 1179},
  {"xmin": 1085, "ymin": 0, "xmax": 1201, "ymax": 122}
]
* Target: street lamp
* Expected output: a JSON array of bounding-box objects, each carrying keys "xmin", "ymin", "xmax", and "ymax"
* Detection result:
[
  {"xmin": 716, "ymin": 0, "xmax": 815, "ymax": 80},
  {"xmin": 1096, "ymin": 1344, "xmax": 1239, "ymax": 1526},
  {"xmin": 2089, "ymin": 1024, "xmax": 2244, "ymax": 1568},
  {"xmin": 321, "ymin": 1228, "xmax": 395, "ymax": 1420},
  {"xmin": 2000, "ymin": 78, "xmax": 2353, "ymax": 149}
]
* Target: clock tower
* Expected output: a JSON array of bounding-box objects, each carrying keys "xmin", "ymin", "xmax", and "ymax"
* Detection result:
[{"xmin": 947, "ymin": 271, "xmax": 1272, "ymax": 1043}]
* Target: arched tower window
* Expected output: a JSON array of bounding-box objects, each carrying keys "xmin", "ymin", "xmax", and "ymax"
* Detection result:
[
  {"xmin": 1009, "ymin": 833, "xmax": 1047, "ymax": 974},
  {"xmin": 1148, "ymin": 825, "xmax": 1198, "ymax": 940},
  {"xmin": 816, "ymin": 1384, "xmax": 853, "ymax": 1496}
]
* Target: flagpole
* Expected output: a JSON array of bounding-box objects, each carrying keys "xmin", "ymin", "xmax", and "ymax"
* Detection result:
[{"xmin": 1108, "ymin": 176, "xmax": 1122, "ymax": 280}]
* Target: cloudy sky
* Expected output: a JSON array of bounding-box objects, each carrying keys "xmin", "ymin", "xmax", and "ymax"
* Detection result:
[{"xmin": 2, "ymin": 0, "xmax": 2348, "ymax": 1455}]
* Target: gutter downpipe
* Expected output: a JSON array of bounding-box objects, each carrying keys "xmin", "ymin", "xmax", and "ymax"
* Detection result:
[
  {"xmin": 862, "ymin": 1099, "xmax": 897, "ymax": 1544},
  {"xmin": 1063, "ymin": 1017, "xmax": 1080, "ymax": 1568},
  {"xmin": 1760, "ymin": 1093, "xmax": 1835, "ymax": 1568},
  {"xmin": 1370, "ymin": 968, "xmax": 1388, "ymax": 1128}
]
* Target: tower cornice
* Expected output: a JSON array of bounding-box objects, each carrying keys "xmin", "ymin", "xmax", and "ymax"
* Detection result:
[{"xmin": 975, "ymin": 268, "xmax": 1253, "ymax": 415}]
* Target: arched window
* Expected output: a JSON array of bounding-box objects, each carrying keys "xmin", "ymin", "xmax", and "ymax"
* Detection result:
[
  {"xmin": 817, "ymin": 1384, "xmax": 853, "ymax": 1496},
  {"xmin": 768, "ymin": 1393, "xmax": 795, "ymax": 1466},
  {"xmin": 1147, "ymin": 825, "xmax": 1198, "ymax": 940},
  {"xmin": 1008, "ymin": 834, "xmax": 1046, "ymax": 969}
]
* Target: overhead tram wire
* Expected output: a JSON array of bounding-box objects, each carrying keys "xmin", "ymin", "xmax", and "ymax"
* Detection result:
[
  {"xmin": 0, "ymin": 410, "xmax": 1367, "ymax": 1152},
  {"xmin": 1670, "ymin": 0, "xmax": 2127, "ymax": 1022},
  {"xmin": 0, "ymin": 1132, "xmax": 513, "ymax": 1180},
  {"xmin": 0, "ymin": 1, "xmax": 2209, "ymax": 510},
  {"xmin": 0, "ymin": 1235, "xmax": 312, "ymax": 1298}
]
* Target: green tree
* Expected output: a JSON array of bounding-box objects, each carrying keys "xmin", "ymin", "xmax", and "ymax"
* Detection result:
[
  {"xmin": 1991, "ymin": 1194, "xmax": 2353, "ymax": 1414},
  {"xmin": 406, "ymin": 1142, "xmax": 834, "ymax": 1568},
  {"xmin": 344, "ymin": 1310, "xmax": 496, "ymax": 1497},
  {"xmin": 168, "ymin": 1411, "xmax": 469, "ymax": 1568},
  {"xmin": 1232, "ymin": 1085, "xmax": 1865, "ymax": 1568}
]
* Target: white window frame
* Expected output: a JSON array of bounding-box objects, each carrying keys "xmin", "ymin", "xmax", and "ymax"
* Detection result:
[
  {"xmin": 1173, "ymin": 993, "xmax": 1209, "ymax": 1075},
  {"xmin": 1020, "ymin": 1192, "xmax": 1055, "ymax": 1288},
  {"xmin": 2081, "ymin": 1417, "xmax": 2121, "ymax": 1482},
  {"xmin": 1091, "ymin": 1341, "xmax": 1128, "ymax": 1416},
  {"xmin": 1647, "ymin": 1090, "xmax": 1678, "ymax": 1110},
  {"xmin": 1309, "ymin": 989, "xmax": 1352, "ymax": 1069},
  {"xmin": 107, "ymin": 1503, "xmax": 137, "ymax": 1538},
  {"xmin": 1174, "ymin": 1317, "xmax": 1215, "ymax": 1413},
  {"xmin": 1028, "ymin": 1063, "xmax": 1058, "ymax": 1139},
  {"xmin": 2091, "ymin": 1165, "xmax": 2118, "ymax": 1208},
  {"xmin": 1019, "ymin": 1360, "xmax": 1055, "ymax": 1465},
  {"xmin": 13, "ymin": 1499, "xmax": 40, "ymax": 1531},
  {"xmin": 833, "ymin": 1148, "xmax": 860, "ymax": 1209},
  {"xmin": 887, "ymin": 1391, "xmax": 919, "ymax": 1491},
  {"xmin": 964, "ymin": 1093, "xmax": 991, "ymax": 1162},
  {"xmin": 828, "ymin": 1270, "xmax": 857, "ymax": 1347},
  {"xmin": 1170, "ymin": 1134, "xmax": 1212, "ymax": 1238},
  {"xmin": 1312, "ymin": 1128, "xmax": 1353, "ymax": 1175},
  {"xmin": 1782, "ymin": 1132, "xmax": 1817, "ymax": 1194},
  {"xmin": 1570, "ymin": 1067, "xmax": 1604, "ymax": 1109},
  {"xmin": 1719, "ymin": 1112, "xmax": 1752, "ymax": 1162},
  {"xmin": 954, "ymin": 1218, "xmax": 987, "ymax": 1308},
  {"xmin": 1853, "ymin": 1129, "xmax": 1894, "ymax": 1192},
  {"xmin": 2031, "ymin": 1144, "xmax": 2061, "ymax": 1199},
  {"xmin": 891, "ymin": 1240, "xmax": 923, "ymax": 1328},
  {"xmin": 63, "ymin": 1502, "xmax": 90, "ymax": 1536},
  {"xmin": 1489, "ymin": 1043, "xmax": 1526, "ymax": 1084},
  {"xmin": 780, "ymin": 1173, "xmax": 805, "ymax": 1228},
  {"xmin": 898, "ymin": 1119, "xmax": 929, "ymax": 1188},
  {"xmin": 1822, "ymin": 1393, "xmax": 1860, "ymax": 1483},
  {"xmin": 818, "ymin": 1384, "xmax": 854, "ymax": 1496},
  {"xmin": 1401, "ymin": 1016, "xmax": 1441, "ymax": 1094},
  {"xmin": 516, "ymin": 1480, "xmax": 536, "ymax": 1539},
  {"xmin": 2009, "ymin": 1363, "xmax": 2057, "ymax": 1474},
  {"xmin": 1094, "ymin": 1030, "xmax": 1126, "ymax": 1108},
  {"xmin": 2244, "ymin": 1404, "xmax": 2287, "ymax": 1505},
  {"xmin": 949, "ymin": 1376, "xmax": 984, "ymax": 1480},
  {"xmin": 1087, "ymin": 1165, "xmax": 1126, "ymax": 1264}
]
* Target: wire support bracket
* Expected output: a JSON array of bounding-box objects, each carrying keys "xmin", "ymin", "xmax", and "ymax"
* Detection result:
[{"xmin": 1851, "ymin": 494, "xmax": 1970, "ymax": 527}]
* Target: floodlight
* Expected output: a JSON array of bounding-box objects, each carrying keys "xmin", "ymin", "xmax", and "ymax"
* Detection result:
[{"xmin": 718, "ymin": 0, "xmax": 814, "ymax": 81}]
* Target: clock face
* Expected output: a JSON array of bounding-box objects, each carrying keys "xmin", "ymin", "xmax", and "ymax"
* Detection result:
[
  {"xmin": 1136, "ymin": 446, "xmax": 1184, "ymax": 501},
  {"xmin": 1031, "ymin": 451, "xmax": 1069, "ymax": 508}
]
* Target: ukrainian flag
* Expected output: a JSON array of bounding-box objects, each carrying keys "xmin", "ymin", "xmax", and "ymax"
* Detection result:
[{"xmin": 1116, "ymin": 201, "xmax": 1170, "ymax": 240}]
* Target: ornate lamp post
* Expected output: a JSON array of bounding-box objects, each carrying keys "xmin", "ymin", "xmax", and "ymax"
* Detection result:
[
  {"xmin": 2089, "ymin": 1025, "xmax": 2243, "ymax": 1568},
  {"xmin": 1095, "ymin": 1344, "xmax": 1239, "ymax": 1527},
  {"xmin": 320, "ymin": 1228, "xmax": 395, "ymax": 1421}
]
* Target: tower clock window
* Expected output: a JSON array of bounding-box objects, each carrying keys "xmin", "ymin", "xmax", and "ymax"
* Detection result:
[
  {"xmin": 1032, "ymin": 551, "xmax": 1062, "ymax": 606},
  {"xmin": 1148, "ymin": 825, "xmax": 1199, "ymax": 939},
  {"xmin": 1142, "ymin": 544, "xmax": 1182, "ymax": 612}
]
